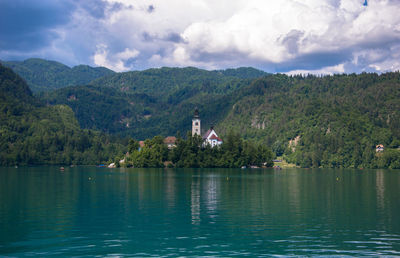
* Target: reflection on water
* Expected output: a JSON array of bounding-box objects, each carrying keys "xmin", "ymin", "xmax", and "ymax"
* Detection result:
[
  {"xmin": 0, "ymin": 167, "xmax": 399, "ymax": 256},
  {"xmin": 191, "ymin": 176, "xmax": 200, "ymax": 225}
]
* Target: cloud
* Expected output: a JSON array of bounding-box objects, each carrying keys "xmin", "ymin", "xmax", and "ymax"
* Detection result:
[
  {"xmin": 1, "ymin": 0, "xmax": 400, "ymax": 73},
  {"xmin": 94, "ymin": 44, "xmax": 139, "ymax": 71},
  {"xmin": 285, "ymin": 63, "xmax": 346, "ymax": 76},
  {"xmin": 0, "ymin": 0, "xmax": 75, "ymax": 51},
  {"xmin": 147, "ymin": 5, "xmax": 155, "ymax": 13},
  {"xmin": 172, "ymin": 0, "xmax": 400, "ymax": 72}
]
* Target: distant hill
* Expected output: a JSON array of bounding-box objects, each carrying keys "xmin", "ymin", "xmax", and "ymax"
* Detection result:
[
  {"xmin": 42, "ymin": 67, "xmax": 258, "ymax": 138},
  {"xmin": 89, "ymin": 66, "xmax": 263, "ymax": 98},
  {"xmin": 1, "ymin": 58, "xmax": 115, "ymax": 92},
  {"xmin": 17, "ymin": 58, "xmax": 400, "ymax": 168},
  {"xmin": 213, "ymin": 67, "xmax": 269, "ymax": 79},
  {"xmin": 0, "ymin": 64, "xmax": 123, "ymax": 166}
]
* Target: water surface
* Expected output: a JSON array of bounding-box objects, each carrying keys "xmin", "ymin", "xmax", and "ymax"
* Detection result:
[{"xmin": 0, "ymin": 167, "xmax": 399, "ymax": 256}]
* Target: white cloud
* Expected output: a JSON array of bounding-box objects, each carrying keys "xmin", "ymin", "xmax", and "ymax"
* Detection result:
[
  {"xmin": 89, "ymin": 0, "xmax": 400, "ymax": 72},
  {"xmin": 6, "ymin": 0, "xmax": 398, "ymax": 73},
  {"xmin": 93, "ymin": 44, "xmax": 140, "ymax": 71},
  {"xmin": 286, "ymin": 63, "xmax": 345, "ymax": 76},
  {"xmin": 169, "ymin": 0, "xmax": 400, "ymax": 72}
]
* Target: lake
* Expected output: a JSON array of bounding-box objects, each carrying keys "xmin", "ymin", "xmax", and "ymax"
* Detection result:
[{"xmin": 0, "ymin": 167, "xmax": 399, "ymax": 256}]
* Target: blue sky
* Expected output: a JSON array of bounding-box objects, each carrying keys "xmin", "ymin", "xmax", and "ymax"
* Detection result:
[{"xmin": 1, "ymin": 0, "xmax": 400, "ymax": 74}]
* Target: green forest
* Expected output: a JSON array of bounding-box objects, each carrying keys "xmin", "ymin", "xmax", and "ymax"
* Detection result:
[
  {"xmin": 219, "ymin": 73, "xmax": 400, "ymax": 168},
  {"xmin": 1, "ymin": 58, "xmax": 400, "ymax": 168},
  {"xmin": 40, "ymin": 66, "xmax": 260, "ymax": 138},
  {"xmin": 1, "ymin": 58, "xmax": 114, "ymax": 92},
  {"xmin": 0, "ymin": 64, "xmax": 125, "ymax": 166}
]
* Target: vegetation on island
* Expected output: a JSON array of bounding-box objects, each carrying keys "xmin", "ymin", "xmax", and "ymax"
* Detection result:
[
  {"xmin": 0, "ymin": 64, "xmax": 125, "ymax": 166},
  {"xmin": 119, "ymin": 132, "xmax": 274, "ymax": 168}
]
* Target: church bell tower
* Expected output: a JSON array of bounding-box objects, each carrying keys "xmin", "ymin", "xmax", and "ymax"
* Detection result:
[{"xmin": 192, "ymin": 108, "xmax": 201, "ymax": 136}]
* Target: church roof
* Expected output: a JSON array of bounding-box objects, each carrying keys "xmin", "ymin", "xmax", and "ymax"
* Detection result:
[
  {"xmin": 209, "ymin": 134, "xmax": 222, "ymax": 141},
  {"xmin": 203, "ymin": 127, "xmax": 222, "ymax": 142},
  {"xmin": 203, "ymin": 129, "xmax": 212, "ymax": 139},
  {"xmin": 164, "ymin": 136, "xmax": 177, "ymax": 144},
  {"xmin": 193, "ymin": 108, "xmax": 199, "ymax": 118}
]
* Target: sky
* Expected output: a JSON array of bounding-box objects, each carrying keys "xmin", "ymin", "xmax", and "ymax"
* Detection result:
[{"xmin": 1, "ymin": 0, "xmax": 400, "ymax": 74}]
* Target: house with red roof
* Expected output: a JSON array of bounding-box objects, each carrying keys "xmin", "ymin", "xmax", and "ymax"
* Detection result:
[
  {"xmin": 376, "ymin": 144, "xmax": 384, "ymax": 152},
  {"xmin": 164, "ymin": 136, "xmax": 177, "ymax": 149},
  {"xmin": 203, "ymin": 127, "xmax": 223, "ymax": 148}
]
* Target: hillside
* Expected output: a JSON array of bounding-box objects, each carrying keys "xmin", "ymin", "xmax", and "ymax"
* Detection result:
[
  {"xmin": 218, "ymin": 73, "xmax": 400, "ymax": 168},
  {"xmin": 89, "ymin": 66, "xmax": 265, "ymax": 98},
  {"xmin": 213, "ymin": 67, "xmax": 269, "ymax": 79},
  {"xmin": 1, "ymin": 58, "xmax": 115, "ymax": 92},
  {"xmin": 0, "ymin": 64, "xmax": 124, "ymax": 166},
  {"xmin": 41, "ymin": 67, "xmax": 261, "ymax": 138},
  {"xmin": 29, "ymin": 62, "xmax": 400, "ymax": 168}
]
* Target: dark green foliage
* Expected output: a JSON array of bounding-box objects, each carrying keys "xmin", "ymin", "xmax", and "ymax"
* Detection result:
[
  {"xmin": 4, "ymin": 57, "xmax": 399, "ymax": 169},
  {"xmin": 128, "ymin": 139, "xmax": 140, "ymax": 154},
  {"xmin": 0, "ymin": 64, "xmax": 125, "ymax": 166},
  {"xmin": 1, "ymin": 58, "xmax": 114, "ymax": 92},
  {"xmin": 125, "ymin": 132, "xmax": 274, "ymax": 168},
  {"xmin": 39, "ymin": 85, "xmax": 158, "ymax": 135},
  {"xmin": 213, "ymin": 67, "xmax": 269, "ymax": 79},
  {"xmin": 41, "ymin": 67, "xmax": 257, "ymax": 138},
  {"xmin": 127, "ymin": 136, "xmax": 169, "ymax": 168},
  {"xmin": 219, "ymin": 73, "xmax": 400, "ymax": 168},
  {"xmin": 374, "ymin": 150, "xmax": 400, "ymax": 169}
]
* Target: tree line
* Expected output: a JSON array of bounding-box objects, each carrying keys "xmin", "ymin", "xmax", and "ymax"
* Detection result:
[{"xmin": 118, "ymin": 132, "xmax": 274, "ymax": 168}]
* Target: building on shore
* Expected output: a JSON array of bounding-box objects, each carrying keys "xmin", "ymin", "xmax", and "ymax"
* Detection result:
[
  {"xmin": 376, "ymin": 144, "xmax": 384, "ymax": 152},
  {"xmin": 164, "ymin": 136, "xmax": 177, "ymax": 149},
  {"xmin": 203, "ymin": 127, "xmax": 223, "ymax": 148}
]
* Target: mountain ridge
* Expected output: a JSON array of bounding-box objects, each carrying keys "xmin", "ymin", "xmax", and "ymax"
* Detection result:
[
  {"xmin": 3, "ymin": 59, "xmax": 399, "ymax": 168},
  {"xmin": 1, "ymin": 58, "xmax": 115, "ymax": 92}
]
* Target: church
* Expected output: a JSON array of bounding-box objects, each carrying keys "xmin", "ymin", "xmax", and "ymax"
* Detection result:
[{"xmin": 192, "ymin": 108, "xmax": 223, "ymax": 147}]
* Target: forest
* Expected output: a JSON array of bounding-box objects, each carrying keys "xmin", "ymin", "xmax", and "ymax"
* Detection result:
[
  {"xmin": 219, "ymin": 73, "xmax": 400, "ymax": 168},
  {"xmin": 0, "ymin": 64, "xmax": 125, "ymax": 166},
  {"xmin": 1, "ymin": 58, "xmax": 114, "ymax": 92},
  {"xmin": 39, "ymin": 66, "xmax": 264, "ymax": 138},
  {"xmin": 1, "ymin": 58, "xmax": 400, "ymax": 168}
]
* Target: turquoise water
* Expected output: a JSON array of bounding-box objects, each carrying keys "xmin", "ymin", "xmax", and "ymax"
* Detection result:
[{"xmin": 0, "ymin": 167, "xmax": 399, "ymax": 256}]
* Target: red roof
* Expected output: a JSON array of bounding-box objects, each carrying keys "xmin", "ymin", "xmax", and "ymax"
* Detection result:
[
  {"xmin": 139, "ymin": 141, "xmax": 145, "ymax": 148},
  {"xmin": 164, "ymin": 136, "xmax": 177, "ymax": 144},
  {"xmin": 209, "ymin": 134, "xmax": 222, "ymax": 141},
  {"xmin": 203, "ymin": 129, "xmax": 212, "ymax": 139}
]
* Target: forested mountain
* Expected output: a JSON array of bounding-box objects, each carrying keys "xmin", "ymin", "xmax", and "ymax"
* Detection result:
[
  {"xmin": 214, "ymin": 67, "xmax": 269, "ymax": 79},
  {"xmin": 1, "ymin": 58, "xmax": 114, "ymax": 92},
  {"xmin": 218, "ymin": 73, "xmax": 400, "ymax": 168},
  {"xmin": 89, "ymin": 66, "xmax": 261, "ymax": 98},
  {"xmin": 41, "ymin": 67, "xmax": 259, "ymax": 138},
  {"xmin": 0, "ymin": 64, "xmax": 124, "ymax": 166},
  {"xmin": 5, "ymin": 57, "xmax": 399, "ymax": 168},
  {"xmin": 40, "ymin": 66, "xmax": 400, "ymax": 168}
]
